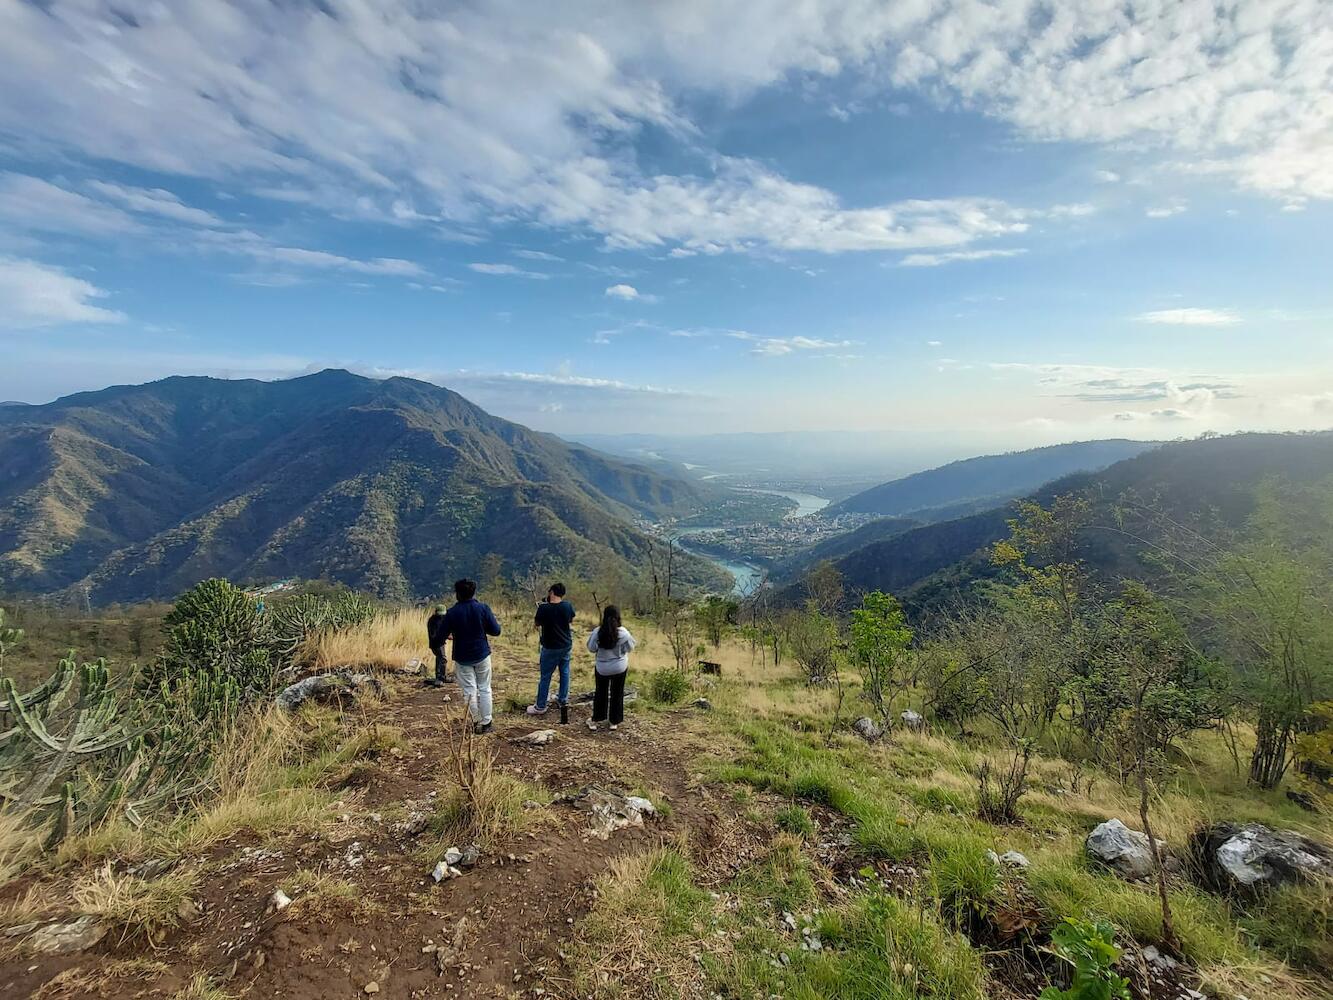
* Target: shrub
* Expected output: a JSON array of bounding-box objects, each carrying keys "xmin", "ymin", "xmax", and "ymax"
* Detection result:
[
  {"xmin": 1039, "ymin": 918, "xmax": 1130, "ymax": 1000},
  {"xmin": 647, "ymin": 668, "xmax": 691, "ymax": 705},
  {"xmin": 976, "ymin": 740, "xmax": 1033, "ymax": 824},
  {"xmin": 146, "ymin": 578, "xmax": 277, "ymax": 697}
]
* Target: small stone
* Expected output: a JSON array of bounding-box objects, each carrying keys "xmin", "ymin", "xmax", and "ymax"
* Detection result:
[
  {"xmin": 26, "ymin": 916, "xmax": 106, "ymax": 955},
  {"xmin": 692, "ymin": 698, "xmax": 713, "ymax": 711},
  {"xmin": 269, "ymin": 889, "xmax": 292, "ymax": 912},
  {"xmin": 364, "ymin": 982, "xmax": 380, "ymax": 994}
]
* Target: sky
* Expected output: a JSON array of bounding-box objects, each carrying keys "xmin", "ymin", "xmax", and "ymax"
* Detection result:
[{"xmin": 1, "ymin": 0, "xmax": 1331, "ymax": 449}]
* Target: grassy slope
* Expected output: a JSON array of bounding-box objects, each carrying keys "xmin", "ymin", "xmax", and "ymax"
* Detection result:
[{"xmin": 3, "ymin": 610, "xmax": 1327, "ymax": 1000}]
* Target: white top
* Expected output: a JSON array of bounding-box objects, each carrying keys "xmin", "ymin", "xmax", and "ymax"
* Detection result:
[{"xmin": 586, "ymin": 625, "xmax": 636, "ymax": 676}]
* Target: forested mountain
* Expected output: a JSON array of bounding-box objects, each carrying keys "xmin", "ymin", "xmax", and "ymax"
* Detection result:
[
  {"xmin": 0, "ymin": 370, "xmax": 724, "ymax": 603},
  {"xmin": 826, "ymin": 439, "xmax": 1157, "ymax": 519},
  {"xmin": 786, "ymin": 432, "xmax": 1333, "ymax": 614}
]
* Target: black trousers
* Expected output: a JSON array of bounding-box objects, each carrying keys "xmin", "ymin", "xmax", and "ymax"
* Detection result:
[
  {"xmin": 593, "ymin": 671, "xmax": 626, "ymax": 724},
  {"xmin": 434, "ymin": 650, "xmax": 450, "ymax": 682}
]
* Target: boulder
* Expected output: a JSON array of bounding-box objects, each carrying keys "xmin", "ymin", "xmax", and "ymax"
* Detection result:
[
  {"xmin": 26, "ymin": 916, "xmax": 107, "ymax": 954},
  {"xmin": 692, "ymin": 698, "xmax": 713, "ymax": 711},
  {"xmin": 1190, "ymin": 822, "xmax": 1333, "ymax": 893},
  {"xmin": 851, "ymin": 717, "xmax": 883, "ymax": 742},
  {"xmin": 1086, "ymin": 819, "xmax": 1165, "ymax": 880},
  {"xmin": 276, "ymin": 671, "xmax": 381, "ymax": 711},
  {"xmin": 900, "ymin": 709, "xmax": 924, "ymax": 730}
]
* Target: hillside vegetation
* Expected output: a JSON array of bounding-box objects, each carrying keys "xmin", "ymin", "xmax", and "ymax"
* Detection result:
[
  {"xmin": 0, "ymin": 370, "xmax": 725, "ymax": 604},
  {"xmin": 1, "ymin": 494, "xmax": 1330, "ymax": 1000},
  {"xmin": 826, "ymin": 439, "xmax": 1157, "ymax": 519},
  {"xmin": 787, "ymin": 431, "xmax": 1333, "ymax": 614}
]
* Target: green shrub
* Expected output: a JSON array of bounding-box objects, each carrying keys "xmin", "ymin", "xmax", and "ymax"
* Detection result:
[
  {"xmin": 646, "ymin": 668, "xmax": 691, "ymax": 705},
  {"xmin": 1039, "ymin": 918, "xmax": 1130, "ymax": 1000},
  {"xmin": 145, "ymin": 579, "xmax": 276, "ymax": 697}
]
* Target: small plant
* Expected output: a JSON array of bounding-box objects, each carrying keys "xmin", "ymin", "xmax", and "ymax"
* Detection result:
[
  {"xmin": 977, "ymin": 739, "xmax": 1034, "ymax": 824},
  {"xmin": 1040, "ymin": 918, "xmax": 1130, "ymax": 1000},
  {"xmin": 775, "ymin": 803, "xmax": 815, "ymax": 838},
  {"xmin": 0, "ymin": 607, "xmax": 22, "ymax": 666},
  {"xmin": 647, "ymin": 667, "xmax": 691, "ymax": 705}
]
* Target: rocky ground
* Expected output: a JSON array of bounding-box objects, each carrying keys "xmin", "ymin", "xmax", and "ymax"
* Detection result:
[{"xmin": 0, "ymin": 669, "xmax": 751, "ymax": 1000}]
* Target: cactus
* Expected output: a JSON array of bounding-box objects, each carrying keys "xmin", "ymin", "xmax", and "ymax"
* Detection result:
[
  {"xmin": 0, "ymin": 607, "xmax": 22, "ymax": 667},
  {"xmin": 0, "ymin": 655, "xmax": 220, "ymax": 847}
]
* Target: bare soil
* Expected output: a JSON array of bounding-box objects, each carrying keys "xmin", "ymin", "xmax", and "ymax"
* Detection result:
[{"xmin": 2, "ymin": 675, "xmax": 747, "ymax": 1000}]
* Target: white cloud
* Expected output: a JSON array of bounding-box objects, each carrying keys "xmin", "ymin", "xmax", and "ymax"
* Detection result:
[
  {"xmin": 0, "ymin": 256, "xmax": 126, "ymax": 328},
  {"xmin": 1136, "ymin": 308, "xmax": 1241, "ymax": 326},
  {"xmin": 0, "ymin": 173, "xmax": 141, "ymax": 236},
  {"xmin": 514, "ymin": 249, "xmax": 564, "ymax": 261},
  {"xmin": 899, "ymin": 248, "xmax": 1027, "ymax": 267},
  {"xmin": 730, "ymin": 332, "xmax": 858, "ymax": 357},
  {"xmin": 1145, "ymin": 201, "xmax": 1188, "ymax": 219},
  {"xmin": 605, "ymin": 283, "xmax": 639, "ymax": 300},
  {"xmin": 87, "ymin": 181, "xmax": 223, "ymax": 226},
  {"xmin": 468, "ymin": 262, "xmax": 550, "ymax": 278},
  {"xmin": 1094, "ymin": 170, "xmax": 1121, "ymax": 183}
]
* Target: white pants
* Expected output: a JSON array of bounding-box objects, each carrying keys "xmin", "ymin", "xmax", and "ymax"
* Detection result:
[{"xmin": 455, "ymin": 656, "xmax": 493, "ymax": 725}]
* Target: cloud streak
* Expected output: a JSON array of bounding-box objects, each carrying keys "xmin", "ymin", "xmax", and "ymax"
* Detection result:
[{"xmin": 0, "ymin": 257, "xmax": 126, "ymax": 329}]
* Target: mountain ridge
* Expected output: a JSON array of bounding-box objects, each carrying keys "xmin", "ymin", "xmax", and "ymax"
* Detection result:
[{"xmin": 0, "ymin": 370, "xmax": 725, "ymax": 603}]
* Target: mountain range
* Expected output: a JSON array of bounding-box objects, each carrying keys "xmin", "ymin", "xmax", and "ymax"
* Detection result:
[
  {"xmin": 825, "ymin": 439, "xmax": 1157, "ymax": 520},
  {"xmin": 781, "ymin": 431, "xmax": 1333, "ymax": 616},
  {"xmin": 0, "ymin": 370, "xmax": 725, "ymax": 603}
]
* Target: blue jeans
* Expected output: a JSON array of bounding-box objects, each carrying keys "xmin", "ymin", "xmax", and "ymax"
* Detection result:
[{"xmin": 535, "ymin": 646, "xmax": 572, "ymax": 709}]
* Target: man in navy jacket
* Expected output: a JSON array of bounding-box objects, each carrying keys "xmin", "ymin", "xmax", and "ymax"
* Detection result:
[{"xmin": 434, "ymin": 578, "xmax": 502, "ymax": 733}]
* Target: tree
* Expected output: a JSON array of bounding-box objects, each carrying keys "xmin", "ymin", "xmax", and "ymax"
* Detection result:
[
  {"xmin": 695, "ymin": 595, "xmax": 738, "ymax": 649},
  {"xmin": 804, "ymin": 561, "xmax": 844, "ymax": 618},
  {"xmin": 849, "ymin": 591, "xmax": 914, "ymax": 728},
  {"xmin": 784, "ymin": 604, "xmax": 839, "ymax": 686}
]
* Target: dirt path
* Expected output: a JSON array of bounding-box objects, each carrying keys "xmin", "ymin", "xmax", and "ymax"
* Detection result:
[{"xmin": 5, "ymin": 673, "xmax": 740, "ymax": 1000}]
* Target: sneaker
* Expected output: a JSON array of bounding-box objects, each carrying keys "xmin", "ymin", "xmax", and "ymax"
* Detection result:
[
  {"xmin": 424, "ymin": 678, "xmax": 444, "ymax": 688},
  {"xmin": 586, "ymin": 718, "xmax": 599, "ymax": 731},
  {"xmin": 609, "ymin": 723, "xmax": 619, "ymax": 731},
  {"xmin": 474, "ymin": 721, "xmax": 494, "ymax": 735},
  {"xmin": 526, "ymin": 704, "xmax": 549, "ymax": 716}
]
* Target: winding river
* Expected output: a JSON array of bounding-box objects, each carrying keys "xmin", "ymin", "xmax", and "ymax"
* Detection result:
[{"xmin": 680, "ymin": 487, "xmax": 829, "ymax": 593}]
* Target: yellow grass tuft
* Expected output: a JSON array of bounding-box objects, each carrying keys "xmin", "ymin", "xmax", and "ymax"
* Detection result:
[
  {"xmin": 71, "ymin": 863, "xmax": 199, "ymax": 944},
  {"xmin": 300, "ymin": 608, "xmax": 428, "ymax": 670}
]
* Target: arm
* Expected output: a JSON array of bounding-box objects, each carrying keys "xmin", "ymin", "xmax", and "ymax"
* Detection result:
[
  {"xmin": 621, "ymin": 628, "xmax": 637, "ymax": 654},
  {"xmin": 484, "ymin": 604, "xmax": 501, "ymax": 637},
  {"xmin": 586, "ymin": 630, "xmax": 598, "ymax": 653}
]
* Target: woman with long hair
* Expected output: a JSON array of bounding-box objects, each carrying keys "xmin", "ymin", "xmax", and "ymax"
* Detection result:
[{"xmin": 585, "ymin": 604, "xmax": 636, "ymax": 731}]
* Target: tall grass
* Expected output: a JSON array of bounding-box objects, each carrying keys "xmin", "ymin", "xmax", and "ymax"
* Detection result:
[{"xmin": 300, "ymin": 608, "xmax": 427, "ymax": 670}]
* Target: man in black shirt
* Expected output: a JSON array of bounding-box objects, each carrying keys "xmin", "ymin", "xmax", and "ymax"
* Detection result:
[
  {"xmin": 426, "ymin": 604, "xmax": 451, "ymax": 685},
  {"xmin": 527, "ymin": 582, "xmax": 575, "ymax": 715}
]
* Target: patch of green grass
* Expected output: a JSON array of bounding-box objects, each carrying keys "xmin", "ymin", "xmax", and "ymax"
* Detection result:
[{"xmin": 775, "ymin": 804, "xmax": 815, "ymax": 838}]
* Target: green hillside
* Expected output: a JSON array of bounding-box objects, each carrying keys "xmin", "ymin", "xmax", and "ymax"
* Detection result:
[
  {"xmin": 785, "ymin": 431, "xmax": 1333, "ymax": 613},
  {"xmin": 0, "ymin": 370, "xmax": 726, "ymax": 602},
  {"xmin": 826, "ymin": 439, "xmax": 1157, "ymax": 519}
]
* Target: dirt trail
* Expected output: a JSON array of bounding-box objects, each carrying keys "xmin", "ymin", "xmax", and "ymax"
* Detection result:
[{"xmin": 4, "ymin": 669, "xmax": 740, "ymax": 1000}]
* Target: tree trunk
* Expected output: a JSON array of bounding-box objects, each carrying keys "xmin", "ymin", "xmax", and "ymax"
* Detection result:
[{"xmin": 1137, "ymin": 755, "xmax": 1178, "ymax": 954}]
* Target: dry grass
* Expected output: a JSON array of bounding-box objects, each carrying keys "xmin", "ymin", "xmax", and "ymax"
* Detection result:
[
  {"xmin": 31, "ymin": 958, "xmax": 170, "ymax": 999},
  {"xmin": 300, "ymin": 608, "xmax": 428, "ymax": 670},
  {"xmin": 425, "ymin": 707, "xmax": 548, "ymax": 853},
  {"xmin": 169, "ymin": 973, "xmax": 234, "ymax": 1000},
  {"xmin": 0, "ymin": 808, "xmax": 45, "ymax": 886},
  {"xmin": 71, "ymin": 863, "xmax": 199, "ymax": 944}
]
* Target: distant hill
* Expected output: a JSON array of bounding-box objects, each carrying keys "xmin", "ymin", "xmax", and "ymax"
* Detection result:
[
  {"xmin": 0, "ymin": 370, "xmax": 725, "ymax": 603},
  {"xmin": 783, "ymin": 432, "xmax": 1333, "ymax": 615},
  {"xmin": 825, "ymin": 440, "xmax": 1158, "ymax": 519}
]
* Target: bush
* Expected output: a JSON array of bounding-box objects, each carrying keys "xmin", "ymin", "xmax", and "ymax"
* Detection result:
[
  {"xmin": 647, "ymin": 668, "xmax": 691, "ymax": 705},
  {"xmin": 976, "ymin": 740, "xmax": 1033, "ymax": 824},
  {"xmin": 146, "ymin": 578, "xmax": 277, "ymax": 697},
  {"xmin": 1039, "ymin": 918, "xmax": 1130, "ymax": 1000}
]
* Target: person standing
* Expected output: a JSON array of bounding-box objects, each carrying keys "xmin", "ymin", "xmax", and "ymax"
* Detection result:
[
  {"xmin": 436, "ymin": 579, "xmax": 502, "ymax": 734},
  {"xmin": 585, "ymin": 605, "xmax": 635, "ymax": 732},
  {"xmin": 426, "ymin": 604, "xmax": 452, "ymax": 685},
  {"xmin": 528, "ymin": 582, "xmax": 575, "ymax": 715}
]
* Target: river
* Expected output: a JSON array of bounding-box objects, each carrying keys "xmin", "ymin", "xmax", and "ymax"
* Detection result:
[{"xmin": 679, "ymin": 487, "xmax": 829, "ymax": 594}]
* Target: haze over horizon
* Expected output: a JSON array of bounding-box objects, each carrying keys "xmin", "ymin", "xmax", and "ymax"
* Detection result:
[{"xmin": 2, "ymin": 1, "xmax": 1330, "ymax": 447}]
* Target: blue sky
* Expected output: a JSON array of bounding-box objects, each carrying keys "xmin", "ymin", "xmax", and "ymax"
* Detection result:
[{"xmin": 1, "ymin": 1, "xmax": 1330, "ymax": 447}]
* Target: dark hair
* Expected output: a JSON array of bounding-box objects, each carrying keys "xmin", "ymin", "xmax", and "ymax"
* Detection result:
[
  {"xmin": 549, "ymin": 582, "xmax": 566, "ymax": 598},
  {"xmin": 597, "ymin": 605, "xmax": 622, "ymax": 649},
  {"xmin": 454, "ymin": 578, "xmax": 477, "ymax": 602}
]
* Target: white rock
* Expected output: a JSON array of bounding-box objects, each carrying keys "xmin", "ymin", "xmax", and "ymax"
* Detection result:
[
  {"xmin": 1086, "ymin": 819, "xmax": 1161, "ymax": 881},
  {"xmin": 26, "ymin": 916, "xmax": 107, "ymax": 955},
  {"xmin": 270, "ymin": 889, "xmax": 292, "ymax": 912},
  {"xmin": 900, "ymin": 709, "xmax": 924, "ymax": 729}
]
